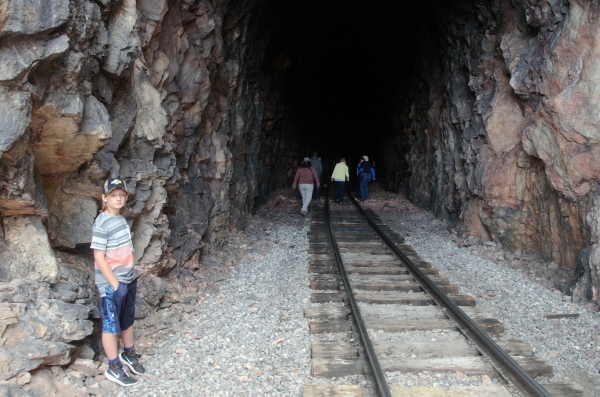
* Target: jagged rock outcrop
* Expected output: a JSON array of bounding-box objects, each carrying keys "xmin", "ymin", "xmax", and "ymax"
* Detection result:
[
  {"xmin": 0, "ymin": 0, "xmax": 288, "ymax": 389},
  {"xmin": 382, "ymin": 0, "xmax": 600, "ymax": 303}
]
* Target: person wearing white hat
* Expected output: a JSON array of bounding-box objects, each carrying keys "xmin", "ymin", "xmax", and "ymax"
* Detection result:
[{"xmin": 357, "ymin": 155, "xmax": 376, "ymax": 200}]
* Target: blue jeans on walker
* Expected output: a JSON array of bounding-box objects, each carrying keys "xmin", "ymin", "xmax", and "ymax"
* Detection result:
[
  {"xmin": 359, "ymin": 173, "xmax": 372, "ymax": 199},
  {"xmin": 335, "ymin": 180, "xmax": 345, "ymax": 202},
  {"xmin": 313, "ymin": 176, "xmax": 321, "ymax": 200}
]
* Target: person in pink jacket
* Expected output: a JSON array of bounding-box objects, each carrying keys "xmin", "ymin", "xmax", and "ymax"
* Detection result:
[{"xmin": 292, "ymin": 157, "xmax": 320, "ymax": 216}]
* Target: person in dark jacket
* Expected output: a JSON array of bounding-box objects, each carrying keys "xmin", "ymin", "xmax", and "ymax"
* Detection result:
[
  {"xmin": 357, "ymin": 155, "xmax": 376, "ymax": 200},
  {"xmin": 310, "ymin": 152, "xmax": 323, "ymax": 200}
]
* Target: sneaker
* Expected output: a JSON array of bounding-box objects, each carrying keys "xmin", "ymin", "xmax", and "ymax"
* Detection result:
[
  {"xmin": 105, "ymin": 361, "xmax": 138, "ymax": 387},
  {"xmin": 120, "ymin": 351, "xmax": 146, "ymax": 375}
]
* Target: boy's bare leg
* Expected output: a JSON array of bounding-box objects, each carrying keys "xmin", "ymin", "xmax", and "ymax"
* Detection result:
[
  {"xmin": 102, "ymin": 332, "xmax": 119, "ymax": 359},
  {"xmin": 121, "ymin": 326, "xmax": 134, "ymax": 349}
]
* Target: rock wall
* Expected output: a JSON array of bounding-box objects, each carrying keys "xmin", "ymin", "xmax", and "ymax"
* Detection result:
[
  {"xmin": 0, "ymin": 0, "xmax": 296, "ymax": 387},
  {"xmin": 382, "ymin": 0, "xmax": 600, "ymax": 301}
]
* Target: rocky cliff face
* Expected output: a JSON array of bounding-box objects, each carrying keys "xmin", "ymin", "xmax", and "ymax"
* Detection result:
[
  {"xmin": 382, "ymin": 0, "xmax": 600, "ymax": 301},
  {"xmin": 0, "ymin": 0, "xmax": 295, "ymax": 386},
  {"xmin": 2, "ymin": 0, "xmax": 600, "ymax": 391}
]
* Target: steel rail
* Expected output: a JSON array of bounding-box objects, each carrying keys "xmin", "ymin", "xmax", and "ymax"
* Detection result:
[
  {"xmin": 324, "ymin": 193, "xmax": 393, "ymax": 397},
  {"xmin": 348, "ymin": 192, "xmax": 552, "ymax": 397}
]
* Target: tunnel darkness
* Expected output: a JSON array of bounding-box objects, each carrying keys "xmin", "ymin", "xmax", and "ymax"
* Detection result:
[{"xmin": 255, "ymin": 0, "xmax": 456, "ymax": 178}]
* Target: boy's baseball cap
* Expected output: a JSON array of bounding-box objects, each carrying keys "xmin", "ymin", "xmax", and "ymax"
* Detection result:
[
  {"xmin": 303, "ymin": 157, "xmax": 310, "ymax": 162},
  {"xmin": 103, "ymin": 177, "xmax": 128, "ymax": 194}
]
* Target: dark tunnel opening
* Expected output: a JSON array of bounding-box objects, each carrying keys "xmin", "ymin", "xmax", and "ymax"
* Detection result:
[
  {"xmin": 255, "ymin": 0, "xmax": 453, "ymax": 183},
  {"xmin": 228, "ymin": 0, "xmax": 589, "ymax": 275}
]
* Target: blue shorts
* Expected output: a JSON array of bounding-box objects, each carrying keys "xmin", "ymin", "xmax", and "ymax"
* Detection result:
[{"xmin": 100, "ymin": 278, "xmax": 137, "ymax": 335}]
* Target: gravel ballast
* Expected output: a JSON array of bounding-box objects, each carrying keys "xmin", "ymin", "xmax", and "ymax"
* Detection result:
[
  {"xmin": 60, "ymin": 188, "xmax": 600, "ymax": 396},
  {"xmin": 373, "ymin": 190, "xmax": 600, "ymax": 396},
  {"xmin": 112, "ymin": 195, "xmax": 314, "ymax": 396}
]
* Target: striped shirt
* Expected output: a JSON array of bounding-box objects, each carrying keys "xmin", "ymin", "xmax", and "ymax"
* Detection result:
[{"xmin": 90, "ymin": 212, "xmax": 136, "ymax": 297}]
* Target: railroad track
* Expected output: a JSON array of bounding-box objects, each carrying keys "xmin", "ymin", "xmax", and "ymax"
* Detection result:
[{"xmin": 303, "ymin": 189, "xmax": 584, "ymax": 397}]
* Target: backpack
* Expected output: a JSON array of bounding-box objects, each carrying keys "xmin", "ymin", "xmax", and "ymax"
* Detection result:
[{"xmin": 360, "ymin": 161, "xmax": 372, "ymax": 174}]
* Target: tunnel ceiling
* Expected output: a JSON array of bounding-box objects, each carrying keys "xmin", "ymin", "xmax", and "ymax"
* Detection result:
[{"xmin": 257, "ymin": 0, "xmax": 450, "ymax": 161}]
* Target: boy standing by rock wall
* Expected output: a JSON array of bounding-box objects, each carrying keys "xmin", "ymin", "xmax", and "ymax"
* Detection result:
[{"xmin": 91, "ymin": 177, "xmax": 146, "ymax": 386}]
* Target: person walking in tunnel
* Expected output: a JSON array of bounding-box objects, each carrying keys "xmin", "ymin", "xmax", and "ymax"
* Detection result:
[
  {"xmin": 321, "ymin": 157, "xmax": 331, "ymax": 184},
  {"xmin": 91, "ymin": 177, "xmax": 146, "ymax": 387},
  {"xmin": 310, "ymin": 152, "xmax": 323, "ymax": 200},
  {"xmin": 357, "ymin": 155, "xmax": 376, "ymax": 200},
  {"xmin": 292, "ymin": 157, "xmax": 320, "ymax": 216},
  {"xmin": 331, "ymin": 157, "xmax": 349, "ymax": 203}
]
